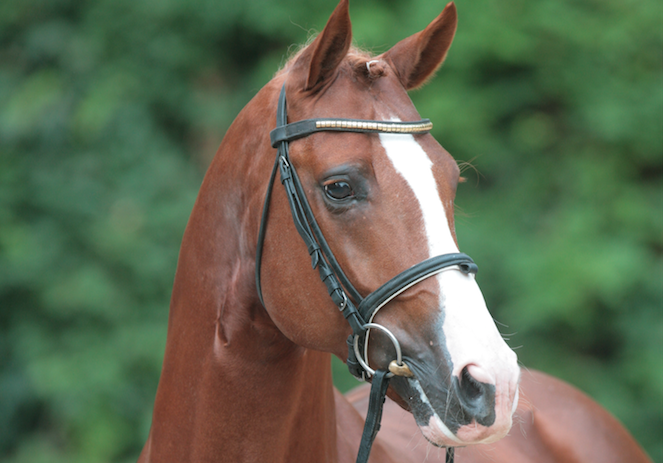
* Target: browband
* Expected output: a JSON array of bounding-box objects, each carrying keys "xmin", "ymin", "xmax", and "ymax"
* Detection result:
[{"xmin": 270, "ymin": 117, "xmax": 433, "ymax": 147}]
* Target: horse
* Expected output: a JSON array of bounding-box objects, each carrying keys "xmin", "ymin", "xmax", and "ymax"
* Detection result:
[{"xmin": 138, "ymin": 1, "xmax": 652, "ymax": 462}]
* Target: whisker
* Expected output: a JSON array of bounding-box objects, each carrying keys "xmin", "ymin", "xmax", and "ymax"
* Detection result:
[{"xmin": 456, "ymin": 157, "xmax": 483, "ymax": 186}]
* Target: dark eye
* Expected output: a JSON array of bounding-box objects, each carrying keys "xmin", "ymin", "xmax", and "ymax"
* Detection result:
[{"xmin": 324, "ymin": 181, "xmax": 354, "ymax": 201}]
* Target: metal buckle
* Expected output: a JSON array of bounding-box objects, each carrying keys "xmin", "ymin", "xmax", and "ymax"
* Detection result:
[{"xmin": 337, "ymin": 291, "xmax": 348, "ymax": 311}]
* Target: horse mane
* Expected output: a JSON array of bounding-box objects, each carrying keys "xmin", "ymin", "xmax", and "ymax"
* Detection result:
[{"xmin": 277, "ymin": 41, "xmax": 388, "ymax": 81}]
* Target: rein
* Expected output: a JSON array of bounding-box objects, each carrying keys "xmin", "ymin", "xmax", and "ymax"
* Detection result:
[{"xmin": 255, "ymin": 84, "xmax": 474, "ymax": 463}]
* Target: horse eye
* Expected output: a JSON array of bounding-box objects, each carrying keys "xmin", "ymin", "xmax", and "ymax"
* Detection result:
[{"xmin": 324, "ymin": 181, "xmax": 354, "ymax": 201}]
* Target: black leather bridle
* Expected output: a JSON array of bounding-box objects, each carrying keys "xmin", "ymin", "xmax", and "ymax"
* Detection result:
[{"xmin": 255, "ymin": 84, "xmax": 475, "ymax": 463}]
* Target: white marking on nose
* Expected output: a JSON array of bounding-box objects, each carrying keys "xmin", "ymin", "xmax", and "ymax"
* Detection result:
[
  {"xmin": 379, "ymin": 124, "xmax": 519, "ymax": 438},
  {"xmin": 412, "ymin": 380, "xmax": 463, "ymax": 444},
  {"xmin": 378, "ymin": 126, "xmax": 513, "ymax": 370}
]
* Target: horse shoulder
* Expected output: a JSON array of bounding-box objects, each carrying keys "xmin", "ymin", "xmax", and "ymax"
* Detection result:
[
  {"xmin": 517, "ymin": 369, "xmax": 651, "ymax": 462},
  {"xmin": 343, "ymin": 370, "xmax": 652, "ymax": 463},
  {"xmin": 458, "ymin": 369, "xmax": 652, "ymax": 463}
]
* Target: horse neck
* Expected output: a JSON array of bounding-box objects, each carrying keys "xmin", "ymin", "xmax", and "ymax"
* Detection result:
[{"xmin": 143, "ymin": 83, "xmax": 339, "ymax": 463}]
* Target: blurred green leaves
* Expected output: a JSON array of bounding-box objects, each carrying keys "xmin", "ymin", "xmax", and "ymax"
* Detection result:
[
  {"xmin": 410, "ymin": 0, "xmax": 661, "ymax": 458},
  {"xmin": 1, "ymin": 0, "xmax": 661, "ymax": 461}
]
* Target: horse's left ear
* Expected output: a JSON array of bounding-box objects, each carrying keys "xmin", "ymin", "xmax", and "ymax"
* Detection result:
[
  {"xmin": 383, "ymin": 2, "xmax": 457, "ymax": 90},
  {"xmin": 291, "ymin": 0, "xmax": 352, "ymax": 91}
]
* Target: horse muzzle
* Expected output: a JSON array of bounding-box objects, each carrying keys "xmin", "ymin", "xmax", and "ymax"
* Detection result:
[
  {"xmin": 368, "ymin": 269, "xmax": 521, "ymax": 448},
  {"xmin": 386, "ymin": 354, "xmax": 520, "ymax": 447}
]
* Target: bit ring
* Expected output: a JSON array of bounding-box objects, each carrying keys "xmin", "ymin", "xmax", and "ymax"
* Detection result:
[{"xmin": 353, "ymin": 323, "xmax": 412, "ymax": 378}]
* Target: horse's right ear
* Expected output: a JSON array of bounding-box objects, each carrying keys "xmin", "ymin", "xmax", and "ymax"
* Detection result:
[
  {"xmin": 290, "ymin": 0, "xmax": 352, "ymax": 91},
  {"xmin": 383, "ymin": 2, "xmax": 457, "ymax": 90}
]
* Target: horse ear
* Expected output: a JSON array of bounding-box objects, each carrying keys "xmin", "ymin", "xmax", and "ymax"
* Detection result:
[
  {"xmin": 383, "ymin": 2, "xmax": 457, "ymax": 90},
  {"xmin": 292, "ymin": 0, "xmax": 352, "ymax": 91}
]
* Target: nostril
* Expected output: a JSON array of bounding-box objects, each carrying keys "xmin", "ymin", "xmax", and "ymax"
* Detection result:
[
  {"xmin": 465, "ymin": 364, "xmax": 495, "ymax": 385},
  {"xmin": 460, "ymin": 366, "xmax": 483, "ymax": 400},
  {"xmin": 455, "ymin": 365, "xmax": 497, "ymax": 426}
]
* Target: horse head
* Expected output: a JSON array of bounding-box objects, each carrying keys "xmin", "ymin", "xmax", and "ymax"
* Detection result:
[{"xmin": 258, "ymin": 0, "xmax": 520, "ymax": 448}]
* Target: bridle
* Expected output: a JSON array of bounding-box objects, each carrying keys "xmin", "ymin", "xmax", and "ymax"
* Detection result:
[
  {"xmin": 256, "ymin": 83, "xmax": 469, "ymax": 463},
  {"xmin": 256, "ymin": 84, "xmax": 475, "ymax": 463}
]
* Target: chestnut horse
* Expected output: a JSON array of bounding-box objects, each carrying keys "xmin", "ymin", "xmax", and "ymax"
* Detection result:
[{"xmin": 139, "ymin": 1, "xmax": 651, "ymax": 462}]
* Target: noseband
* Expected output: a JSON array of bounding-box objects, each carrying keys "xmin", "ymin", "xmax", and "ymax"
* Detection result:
[{"xmin": 256, "ymin": 84, "xmax": 475, "ymax": 463}]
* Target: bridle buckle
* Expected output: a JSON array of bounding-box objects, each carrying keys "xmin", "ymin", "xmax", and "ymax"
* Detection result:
[{"xmin": 337, "ymin": 291, "xmax": 348, "ymax": 311}]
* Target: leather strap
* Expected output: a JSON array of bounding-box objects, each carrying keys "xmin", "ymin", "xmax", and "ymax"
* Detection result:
[
  {"xmin": 357, "ymin": 253, "xmax": 477, "ymax": 321},
  {"xmin": 256, "ymin": 85, "xmax": 367, "ymax": 334},
  {"xmin": 354, "ymin": 369, "xmax": 455, "ymax": 463},
  {"xmin": 278, "ymin": 152, "xmax": 367, "ymax": 335},
  {"xmin": 356, "ymin": 370, "xmax": 391, "ymax": 463},
  {"xmin": 255, "ymin": 151, "xmax": 281, "ymax": 308}
]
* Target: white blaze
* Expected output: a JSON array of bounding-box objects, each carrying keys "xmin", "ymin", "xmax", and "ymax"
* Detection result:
[
  {"xmin": 378, "ymin": 132, "xmax": 458, "ymax": 256},
  {"xmin": 378, "ymin": 130, "xmax": 517, "ymax": 384}
]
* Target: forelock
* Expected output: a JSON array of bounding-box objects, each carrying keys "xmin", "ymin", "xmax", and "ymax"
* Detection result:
[{"xmin": 276, "ymin": 43, "xmax": 386, "ymax": 80}]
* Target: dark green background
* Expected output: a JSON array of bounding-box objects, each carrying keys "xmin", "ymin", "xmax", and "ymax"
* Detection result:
[{"xmin": 1, "ymin": 0, "xmax": 660, "ymax": 461}]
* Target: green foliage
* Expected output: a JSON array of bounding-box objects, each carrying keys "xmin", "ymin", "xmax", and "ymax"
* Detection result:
[{"xmin": 1, "ymin": 0, "xmax": 660, "ymax": 461}]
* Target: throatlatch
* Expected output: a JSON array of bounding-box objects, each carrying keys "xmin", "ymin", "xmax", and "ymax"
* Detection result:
[{"xmin": 256, "ymin": 84, "xmax": 475, "ymax": 463}]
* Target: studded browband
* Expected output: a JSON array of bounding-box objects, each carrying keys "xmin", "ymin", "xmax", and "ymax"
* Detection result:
[{"xmin": 270, "ymin": 117, "xmax": 433, "ymax": 147}]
